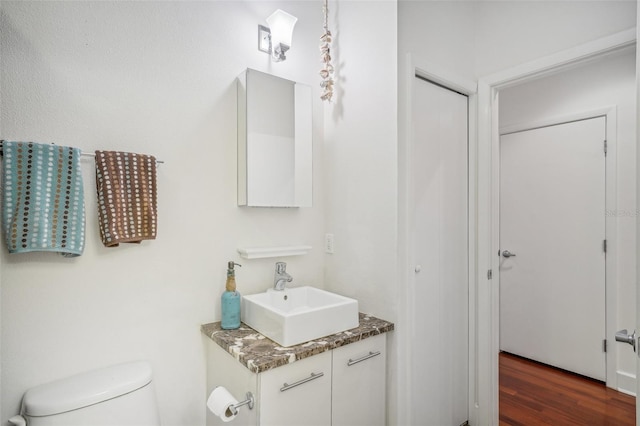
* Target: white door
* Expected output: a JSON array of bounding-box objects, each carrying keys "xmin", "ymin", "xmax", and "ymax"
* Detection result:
[
  {"xmin": 499, "ymin": 116, "xmax": 606, "ymax": 381},
  {"xmin": 411, "ymin": 77, "xmax": 468, "ymax": 425}
]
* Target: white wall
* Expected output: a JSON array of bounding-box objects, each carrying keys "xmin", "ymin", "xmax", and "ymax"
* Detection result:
[
  {"xmin": 323, "ymin": 1, "xmax": 397, "ymax": 320},
  {"xmin": 322, "ymin": 0, "xmax": 398, "ymax": 423},
  {"xmin": 0, "ymin": 2, "xmax": 325, "ymax": 424},
  {"xmin": 398, "ymin": 0, "xmax": 477, "ymax": 82},
  {"xmin": 499, "ymin": 50, "xmax": 637, "ymax": 391},
  {"xmin": 398, "ymin": 0, "xmax": 637, "ymax": 82},
  {"xmin": 474, "ymin": 1, "xmax": 637, "ymax": 78},
  {"xmin": 398, "ymin": 1, "xmax": 636, "ymax": 82}
]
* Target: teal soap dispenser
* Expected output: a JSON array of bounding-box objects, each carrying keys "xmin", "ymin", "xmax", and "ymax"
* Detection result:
[{"xmin": 221, "ymin": 261, "xmax": 242, "ymax": 330}]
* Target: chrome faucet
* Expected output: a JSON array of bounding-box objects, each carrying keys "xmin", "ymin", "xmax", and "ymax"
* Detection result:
[{"xmin": 273, "ymin": 262, "xmax": 293, "ymax": 291}]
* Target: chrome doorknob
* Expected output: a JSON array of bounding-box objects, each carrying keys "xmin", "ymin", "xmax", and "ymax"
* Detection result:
[
  {"xmin": 615, "ymin": 329, "xmax": 637, "ymax": 352},
  {"xmin": 502, "ymin": 250, "xmax": 516, "ymax": 258}
]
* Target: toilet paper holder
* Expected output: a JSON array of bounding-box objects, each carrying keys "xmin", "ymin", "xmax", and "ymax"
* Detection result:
[{"xmin": 229, "ymin": 392, "xmax": 255, "ymax": 415}]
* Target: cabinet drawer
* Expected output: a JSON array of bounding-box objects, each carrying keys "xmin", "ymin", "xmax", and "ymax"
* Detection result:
[
  {"xmin": 259, "ymin": 351, "xmax": 331, "ymax": 426},
  {"xmin": 332, "ymin": 334, "xmax": 386, "ymax": 426}
]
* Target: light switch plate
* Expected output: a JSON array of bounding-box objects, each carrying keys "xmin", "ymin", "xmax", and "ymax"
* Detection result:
[{"xmin": 325, "ymin": 233, "xmax": 334, "ymax": 254}]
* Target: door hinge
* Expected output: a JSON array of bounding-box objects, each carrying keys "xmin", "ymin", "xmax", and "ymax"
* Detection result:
[
  {"xmin": 604, "ymin": 139, "xmax": 608, "ymax": 156},
  {"xmin": 603, "ymin": 239, "xmax": 607, "ymax": 253},
  {"xmin": 603, "ymin": 339, "xmax": 607, "ymax": 353},
  {"xmin": 487, "ymin": 269, "xmax": 493, "ymax": 280}
]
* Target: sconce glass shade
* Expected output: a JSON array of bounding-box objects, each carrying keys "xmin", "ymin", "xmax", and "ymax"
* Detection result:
[{"xmin": 266, "ymin": 9, "xmax": 297, "ymax": 51}]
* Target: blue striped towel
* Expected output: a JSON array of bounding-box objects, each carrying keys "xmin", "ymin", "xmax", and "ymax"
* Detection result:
[{"xmin": 2, "ymin": 141, "xmax": 85, "ymax": 257}]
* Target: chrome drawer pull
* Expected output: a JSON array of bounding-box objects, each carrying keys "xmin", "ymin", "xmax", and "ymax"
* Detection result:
[
  {"xmin": 347, "ymin": 351, "xmax": 381, "ymax": 366},
  {"xmin": 280, "ymin": 372, "xmax": 324, "ymax": 392}
]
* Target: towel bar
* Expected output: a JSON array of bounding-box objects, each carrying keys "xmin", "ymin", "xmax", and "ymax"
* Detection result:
[{"xmin": 0, "ymin": 140, "xmax": 164, "ymax": 164}]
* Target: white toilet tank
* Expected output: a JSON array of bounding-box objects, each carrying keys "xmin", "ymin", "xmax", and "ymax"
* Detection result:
[{"xmin": 9, "ymin": 361, "xmax": 160, "ymax": 426}]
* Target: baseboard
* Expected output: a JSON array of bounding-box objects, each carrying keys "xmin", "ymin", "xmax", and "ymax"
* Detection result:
[{"xmin": 616, "ymin": 370, "xmax": 636, "ymax": 396}]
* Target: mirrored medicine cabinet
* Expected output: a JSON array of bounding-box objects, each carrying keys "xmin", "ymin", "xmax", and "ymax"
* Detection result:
[{"xmin": 237, "ymin": 68, "xmax": 313, "ymax": 207}]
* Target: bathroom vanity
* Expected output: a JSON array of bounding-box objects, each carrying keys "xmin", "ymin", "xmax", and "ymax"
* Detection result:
[{"xmin": 202, "ymin": 313, "xmax": 394, "ymax": 426}]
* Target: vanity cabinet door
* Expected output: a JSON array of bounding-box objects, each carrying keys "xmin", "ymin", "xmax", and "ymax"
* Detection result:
[
  {"xmin": 258, "ymin": 351, "xmax": 331, "ymax": 426},
  {"xmin": 331, "ymin": 334, "xmax": 387, "ymax": 426}
]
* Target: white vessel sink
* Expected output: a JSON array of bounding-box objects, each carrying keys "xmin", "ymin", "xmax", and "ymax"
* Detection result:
[{"xmin": 241, "ymin": 286, "xmax": 359, "ymax": 347}]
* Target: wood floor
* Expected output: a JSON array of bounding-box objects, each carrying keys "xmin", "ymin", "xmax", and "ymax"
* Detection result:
[{"xmin": 500, "ymin": 352, "xmax": 636, "ymax": 425}]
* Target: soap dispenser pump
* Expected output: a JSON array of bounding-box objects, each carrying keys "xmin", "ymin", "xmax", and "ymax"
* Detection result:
[{"xmin": 221, "ymin": 261, "xmax": 242, "ymax": 330}]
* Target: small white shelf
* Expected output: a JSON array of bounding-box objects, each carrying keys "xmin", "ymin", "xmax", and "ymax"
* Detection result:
[{"xmin": 237, "ymin": 245, "xmax": 312, "ymax": 260}]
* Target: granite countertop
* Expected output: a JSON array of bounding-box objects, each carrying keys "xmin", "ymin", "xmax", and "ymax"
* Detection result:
[{"xmin": 201, "ymin": 312, "xmax": 394, "ymax": 374}]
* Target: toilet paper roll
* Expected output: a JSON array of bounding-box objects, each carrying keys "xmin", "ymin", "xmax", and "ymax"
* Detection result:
[{"xmin": 207, "ymin": 386, "xmax": 239, "ymax": 422}]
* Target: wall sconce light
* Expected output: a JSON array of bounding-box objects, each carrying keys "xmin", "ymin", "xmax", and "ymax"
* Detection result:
[{"xmin": 258, "ymin": 9, "xmax": 298, "ymax": 62}]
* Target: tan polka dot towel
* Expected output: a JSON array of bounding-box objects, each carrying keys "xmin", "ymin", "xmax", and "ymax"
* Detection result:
[
  {"xmin": 1, "ymin": 141, "xmax": 86, "ymax": 257},
  {"xmin": 95, "ymin": 150, "xmax": 157, "ymax": 247}
]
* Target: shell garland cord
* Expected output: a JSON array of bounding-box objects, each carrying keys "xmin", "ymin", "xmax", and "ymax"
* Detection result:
[{"xmin": 320, "ymin": 0, "xmax": 334, "ymax": 102}]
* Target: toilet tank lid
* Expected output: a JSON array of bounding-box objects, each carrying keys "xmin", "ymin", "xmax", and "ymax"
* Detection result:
[{"xmin": 22, "ymin": 361, "xmax": 153, "ymax": 417}]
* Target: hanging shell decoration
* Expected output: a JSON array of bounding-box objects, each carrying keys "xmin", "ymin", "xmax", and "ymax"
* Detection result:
[{"xmin": 320, "ymin": 0, "xmax": 334, "ymax": 102}]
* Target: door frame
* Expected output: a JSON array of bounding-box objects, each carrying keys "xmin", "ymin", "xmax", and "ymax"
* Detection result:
[
  {"xmin": 476, "ymin": 28, "xmax": 636, "ymax": 425},
  {"xmin": 500, "ymin": 110, "xmax": 615, "ymax": 384},
  {"xmin": 397, "ymin": 53, "xmax": 477, "ymax": 426}
]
